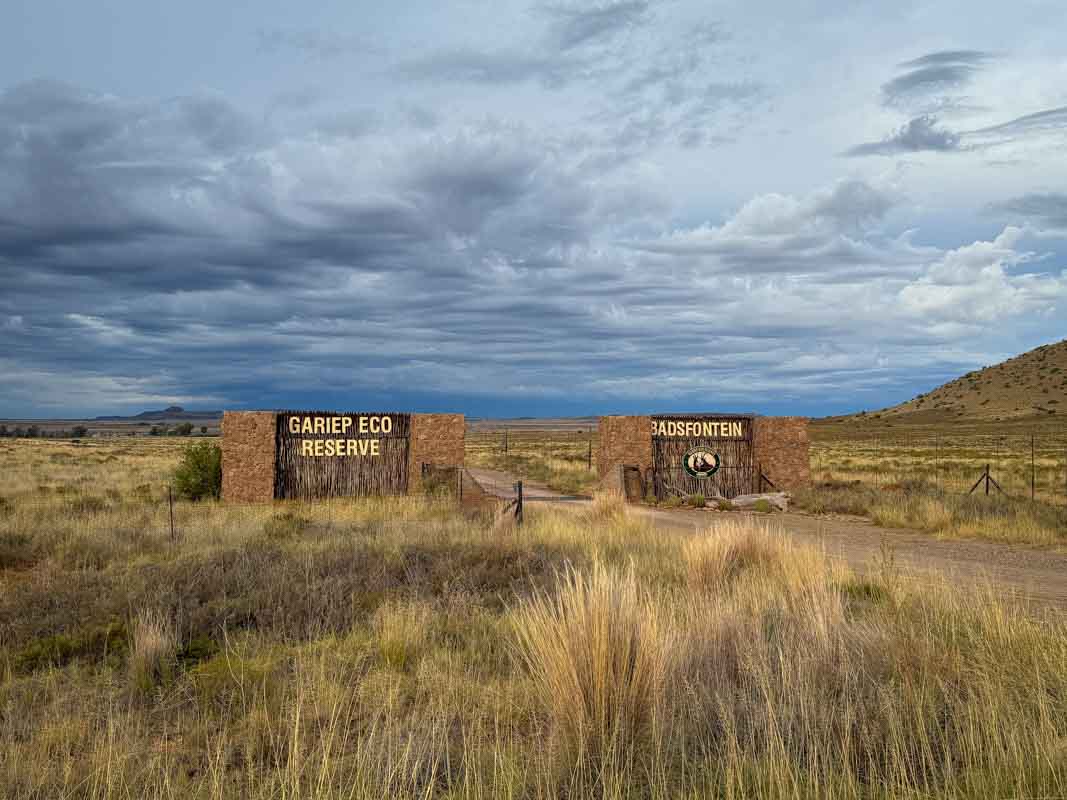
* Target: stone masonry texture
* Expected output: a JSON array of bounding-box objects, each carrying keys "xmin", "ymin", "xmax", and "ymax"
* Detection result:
[
  {"xmin": 408, "ymin": 413, "xmax": 466, "ymax": 493},
  {"xmin": 597, "ymin": 416, "xmax": 653, "ymax": 480},
  {"xmin": 752, "ymin": 416, "xmax": 811, "ymax": 490},
  {"xmin": 221, "ymin": 411, "xmax": 277, "ymax": 503}
]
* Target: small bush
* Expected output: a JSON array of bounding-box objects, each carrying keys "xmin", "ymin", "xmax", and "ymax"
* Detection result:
[
  {"xmin": 173, "ymin": 441, "xmax": 222, "ymax": 501},
  {"xmin": 15, "ymin": 621, "xmax": 128, "ymax": 673},
  {"xmin": 751, "ymin": 499, "xmax": 774, "ymax": 513},
  {"xmin": 715, "ymin": 499, "xmax": 735, "ymax": 511},
  {"xmin": 686, "ymin": 493, "xmax": 706, "ymax": 508},
  {"xmin": 662, "ymin": 496, "xmax": 683, "ymax": 509}
]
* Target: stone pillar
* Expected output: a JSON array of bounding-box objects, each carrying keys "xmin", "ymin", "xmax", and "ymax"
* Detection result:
[
  {"xmin": 752, "ymin": 416, "xmax": 810, "ymax": 490},
  {"xmin": 408, "ymin": 413, "xmax": 466, "ymax": 493},
  {"xmin": 596, "ymin": 416, "xmax": 653, "ymax": 482},
  {"xmin": 221, "ymin": 411, "xmax": 278, "ymax": 503}
]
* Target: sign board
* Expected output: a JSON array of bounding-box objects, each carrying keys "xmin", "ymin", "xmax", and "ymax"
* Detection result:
[
  {"xmin": 275, "ymin": 411, "xmax": 411, "ymax": 499},
  {"xmin": 651, "ymin": 415, "xmax": 754, "ymax": 498}
]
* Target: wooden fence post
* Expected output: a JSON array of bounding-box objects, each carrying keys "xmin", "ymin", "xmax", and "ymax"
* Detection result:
[
  {"xmin": 168, "ymin": 485, "xmax": 176, "ymax": 543},
  {"xmin": 514, "ymin": 481, "xmax": 523, "ymax": 525}
]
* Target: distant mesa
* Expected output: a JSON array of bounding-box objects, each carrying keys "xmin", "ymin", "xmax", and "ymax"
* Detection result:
[{"xmin": 94, "ymin": 406, "xmax": 222, "ymax": 422}]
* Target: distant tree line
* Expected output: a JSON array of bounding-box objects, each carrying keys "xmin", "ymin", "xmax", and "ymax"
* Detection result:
[{"xmin": 0, "ymin": 423, "xmax": 212, "ymax": 438}]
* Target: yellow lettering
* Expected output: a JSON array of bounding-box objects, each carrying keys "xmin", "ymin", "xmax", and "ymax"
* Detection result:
[
  {"xmin": 301, "ymin": 440, "xmax": 313, "ymax": 456},
  {"xmin": 371, "ymin": 439, "xmax": 380, "ymax": 456},
  {"xmin": 289, "ymin": 417, "xmax": 299, "ymax": 434},
  {"xmin": 341, "ymin": 417, "xmax": 352, "ymax": 433},
  {"xmin": 381, "ymin": 416, "xmax": 392, "ymax": 434},
  {"xmin": 313, "ymin": 439, "xmax": 324, "ymax": 456}
]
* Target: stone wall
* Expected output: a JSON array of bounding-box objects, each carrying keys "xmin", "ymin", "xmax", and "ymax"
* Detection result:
[
  {"xmin": 408, "ymin": 413, "xmax": 466, "ymax": 493},
  {"xmin": 596, "ymin": 415, "xmax": 653, "ymax": 481},
  {"xmin": 221, "ymin": 411, "xmax": 277, "ymax": 503},
  {"xmin": 752, "ymin": 416, "xmax": 811, "ymax": 490}
]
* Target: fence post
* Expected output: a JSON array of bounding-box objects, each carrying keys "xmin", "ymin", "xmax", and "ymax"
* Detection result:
[
  {"xmin": 985, "ymin": 463, "xmax": 991, "ymax": 496},
  {"xmin": 503, "ymin": 430, "xmax": 508, "ymax": 454},
  {"xmin": 1031, "ymin": 434, "xmax": 1036, "ymax": 502},
  {"xmin": 587, "ymin": 437, "xmax": 592, "ymax": 471},
  {"xmin": 514, "ymin": 480, "xmax": 523, "ymax": 525},
  {"xmin": 168, "ymin": 485, "xmax": 176, "ymax": 543}
]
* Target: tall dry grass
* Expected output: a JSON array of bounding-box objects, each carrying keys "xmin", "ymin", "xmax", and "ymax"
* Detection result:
[{"xmin": 1, "ymin": 440, "xmax": 1066, "ymax": 798}]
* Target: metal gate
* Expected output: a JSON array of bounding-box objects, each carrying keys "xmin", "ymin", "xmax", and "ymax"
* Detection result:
[{"xmin": 651, "ymin": 414, "xmax": 755, "ymax": 499}]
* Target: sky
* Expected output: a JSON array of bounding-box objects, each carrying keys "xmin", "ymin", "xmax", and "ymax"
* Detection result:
[{"xmin": 1, "ymin": 0, "xmax": 1066, "ymax": 418}]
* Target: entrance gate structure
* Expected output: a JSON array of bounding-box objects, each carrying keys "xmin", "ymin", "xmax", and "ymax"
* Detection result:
[
  {"xmin": 651, "ymin": 414, "xmax": 755, "ymax": 499},
  {"xmin": 597, "ymin": 413, "xmax": 810, "ymax": 502}
]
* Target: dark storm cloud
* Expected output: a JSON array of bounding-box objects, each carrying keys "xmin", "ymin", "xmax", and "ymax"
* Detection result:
[
  {"xmin": 845, "ymin": 115, "xmax": 962, "ymax": 156},
  {"xmin": 881, "ymin": 50, "xmax": 994, "ymax": 109},
  {"xmin": 2, "ymin": 69, "xmax": 1063, "ymax": 417}
]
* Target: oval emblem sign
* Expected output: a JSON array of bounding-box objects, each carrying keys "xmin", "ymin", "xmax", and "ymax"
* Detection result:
[{"xmin": 683, "ymin": 446, "xmax": 720, "ymax": 479}]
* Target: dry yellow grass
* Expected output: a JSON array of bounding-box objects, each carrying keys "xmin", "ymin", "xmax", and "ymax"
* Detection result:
[{"xmin": 1, "ymin": 438, "xmax": 1066, "ymax": 798}]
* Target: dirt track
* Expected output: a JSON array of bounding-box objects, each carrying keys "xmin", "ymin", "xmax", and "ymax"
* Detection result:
[{"xmin": 466, "ymin": 467, "xmax": 1067, "ymax": 617}]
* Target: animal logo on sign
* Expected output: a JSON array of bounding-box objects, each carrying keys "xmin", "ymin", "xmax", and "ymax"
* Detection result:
[{"xmin": 683, "ymin": 446, "xmax": 720, "ymax": 479}]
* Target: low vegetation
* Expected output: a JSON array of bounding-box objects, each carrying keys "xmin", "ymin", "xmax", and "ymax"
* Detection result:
[
  {"xmin": 465, "ymin": 430, "xmax": 598, "ymax": 496},
  {"xmin": 1, "ymin": 438, "xmax": 1065, "ymax": 798}
]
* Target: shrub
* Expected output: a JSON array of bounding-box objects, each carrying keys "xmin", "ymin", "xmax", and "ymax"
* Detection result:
[
  {"xmin": 751, "ymin": 499, "xmax": 774, "ymax": 513},
  {"xmin": 661, "ymin": 496, "xmax": 683, "ymax": 509},
  {"xmin": 686, "ymin": 493, "xmax": 705, "ymax": 508},
  {"xmin": 129, "ymin": 609, "xmax": 177, "ymax": 694},
  {"xmin": 173, "ymin": 422, "xmax": 194, "ymax": 436},
  {"xmin": 511, "ymin": 561, "xmax": 674, "ymax": 768},
  {"xmin": 173, "ymin": 441, "xmax": 222, "ymax": 501}
]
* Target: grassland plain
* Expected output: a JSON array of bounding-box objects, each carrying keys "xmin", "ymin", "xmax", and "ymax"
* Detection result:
[
  {"xmin": 1, "ymin": 438, "xmax": 1067, "ymax": 798},
  {"xmin": 465, "ymin": 422, "xmax": 1067, "ymax": 547}
]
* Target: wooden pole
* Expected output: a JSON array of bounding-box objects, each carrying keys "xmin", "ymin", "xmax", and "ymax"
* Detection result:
[
  {"xmin": 985, "ymin": 463, "xmax": 991, "ymax": 496},
  {"xmin": 168, "ymin": 485, "xmax": 175, "ymax": 543},
  {"xmin": 503, "ymin": 430, "xmax": 508, "ymax": 454},
  {"xmin": 587, "ymin": 437, "xmax": 592, "ymax": 470},
  {"xmin": 515, "ymin": 481, "xmax": 523, "ymax": 525}
]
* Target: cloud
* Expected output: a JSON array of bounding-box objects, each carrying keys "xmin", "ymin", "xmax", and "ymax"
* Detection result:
[
  {"xmin": 256, "ymin": 28, "xmax": 375, "ymax": 60},
  {"xmin": 881, "ymin": 50, "xmax": 994, "ymax": 111},
  {"xmin": 396, "ymin": 48, "xmax": 572, "ymax": 86},
  {"xmin": 542, "ymin": 1, "xmax": 650, "ymax": 50},
  {"xmin": 898, "ymin": 227, "xmax": 1066, "ymax": 324},
  {"xmin": 846, "ymin": 115, "xmax": 962, "ymax": 156},
  {"xmin": 967, "ymin": 105, "xmax": 1067, "ymax": 137},
  {"xmin": 993, "ymin": 193, "xmax": 1067, "ymax": 231},
  {"xmin": 2, "ymin": 77, "xmax": 1065, "ymax": 417}
]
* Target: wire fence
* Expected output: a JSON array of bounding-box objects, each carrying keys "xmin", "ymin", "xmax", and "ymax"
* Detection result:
[
  {"xmin": 810, "ymin": 433, "xmax": 1067, "ymax": 506},
  {"xmin": 465, "ymin": 429, "xmax": 598, "ymax": 470}
]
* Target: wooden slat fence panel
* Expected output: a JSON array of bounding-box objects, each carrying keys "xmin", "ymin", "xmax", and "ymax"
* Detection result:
[{"xmin": 275, "ymin": 411, "xmax": 410, "ymax": 499}]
